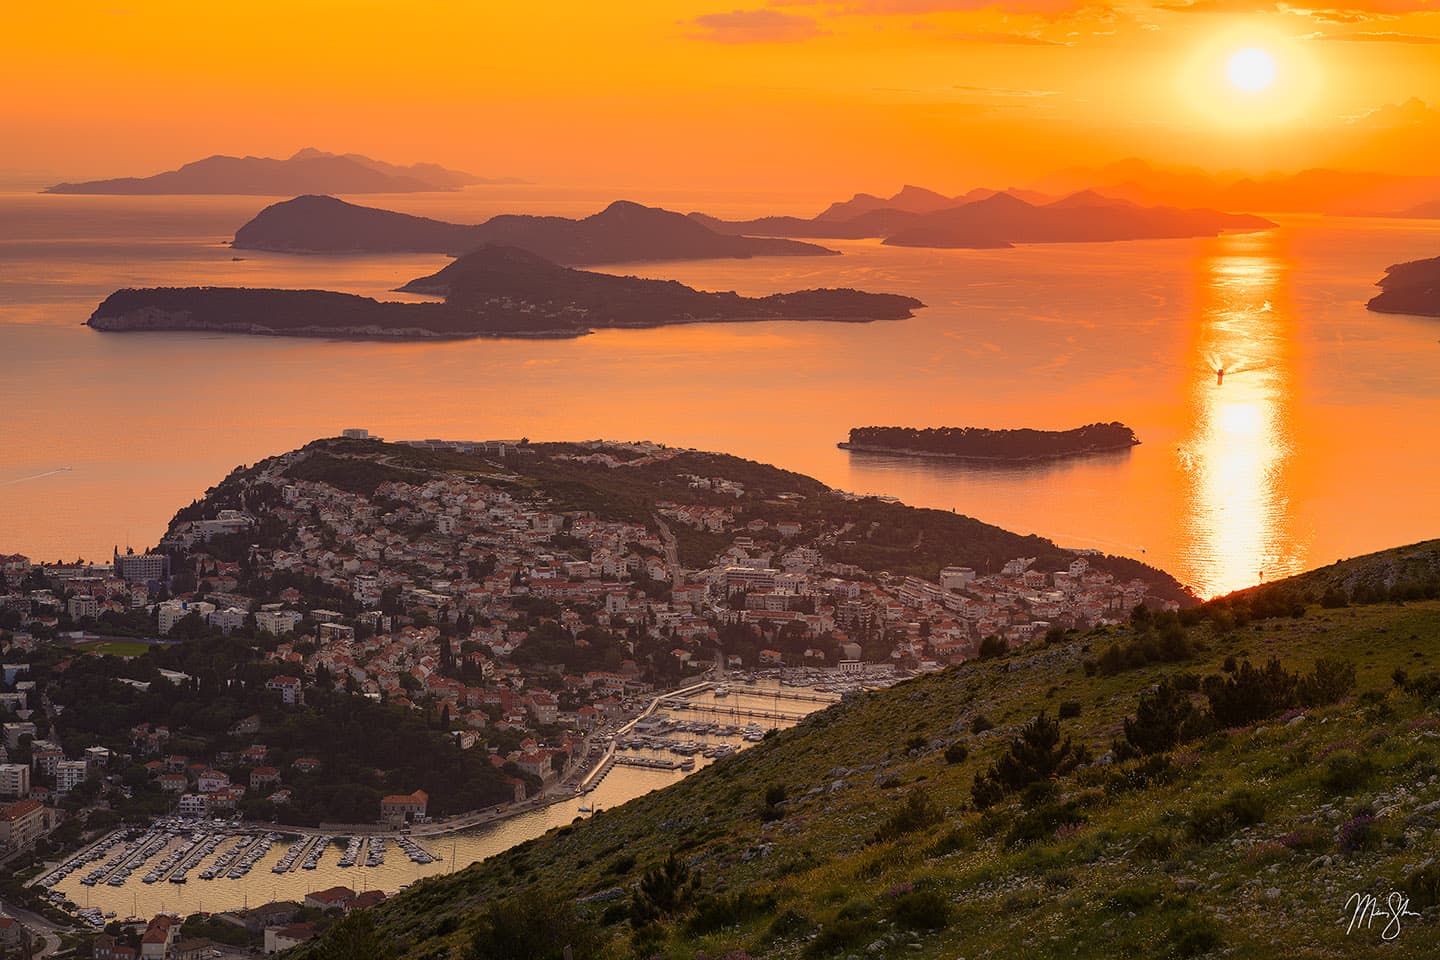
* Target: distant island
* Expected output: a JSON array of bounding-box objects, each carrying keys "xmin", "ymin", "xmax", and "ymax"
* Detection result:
[
  {"xmin": 43, "ymin": 147, "xmax": 513, "ymax": 195},
  {"xmin": 231, "ymin": 195, "xmax": 838, "ymax": 265},
  {"xmin": 1367, "ymin": 255, "xmax": 1440, "ymax": 317},
  {"xmin": 839, "ymin": 422, "xmax": 1140, "ymax": 462},
  {"xmin": 85, "ymin": 244, "xmax": 922, "ymax": 340},
  {"xmin": 691, "ymin": 188, "xmax": 1273, "ymax": 248}
]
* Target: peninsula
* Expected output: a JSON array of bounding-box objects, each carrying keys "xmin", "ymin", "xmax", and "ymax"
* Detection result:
[
  {"xmin": 1366, "ymin": 254, "xmax": 1440, "ymax": 317},
  {"xmin": 839, "ymin": 422, "xmax": 1141, "ymax": 461},
  {"xmin": 231, "ymin": 195, "xmax": 838, "ymax": 264},
  {"xmin": 85, "ymin": 245, "xmax": 922, "ymax": 340},
  {"xmin": 43, "ymin": 148, "xmax": 503, "ymax": 195}
]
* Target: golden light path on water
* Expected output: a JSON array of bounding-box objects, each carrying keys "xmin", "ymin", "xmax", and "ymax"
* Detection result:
[{"xmin": 1179, "ymin": 231, "xmax": 1305, "ymax": 597}]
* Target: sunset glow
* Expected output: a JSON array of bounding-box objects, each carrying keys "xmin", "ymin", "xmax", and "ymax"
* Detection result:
[
  {"xmin": 1228, "ymin": 48, "xmax": 1277, "ymax": 94},
  {"xmin": 3, "ymin": 3, "xmax": 1439, "ymax": 192}
]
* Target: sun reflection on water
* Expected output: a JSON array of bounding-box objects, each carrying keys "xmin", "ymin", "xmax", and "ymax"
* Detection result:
[{"xmin": 1179, "ymin": 232, "xmax": 1307, "ymax": 598}]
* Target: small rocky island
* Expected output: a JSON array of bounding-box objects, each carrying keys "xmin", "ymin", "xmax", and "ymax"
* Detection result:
[
  {"xmin": 1367, "ymin": 255, "xmax": 1440, "ymax": 317},
  {"xmin": 86, "ymin": 245, "xmax": 923, "ymax": 341},
  {"xmin": 839, "ymin": 422, "xmax": 1140, "ymax": 461}
]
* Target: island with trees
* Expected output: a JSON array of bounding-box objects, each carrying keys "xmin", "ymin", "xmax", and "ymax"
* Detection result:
[
  {"xmin": 85, "ymin": 244, "xmax": 923, "ymax": 341},
  {"xmin": 839, "ymin": 422, "xmax": 1141, "ymax": 462}
]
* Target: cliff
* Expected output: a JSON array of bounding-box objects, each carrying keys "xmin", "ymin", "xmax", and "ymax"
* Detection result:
[{"xmin": 232, "ymin": 196, "xmax": 839, "ymax": 264}]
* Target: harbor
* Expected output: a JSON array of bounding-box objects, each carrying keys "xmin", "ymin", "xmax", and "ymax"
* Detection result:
[{"xmin": 35, "ymin": 675, "xmax": 880, "ymax": 920}]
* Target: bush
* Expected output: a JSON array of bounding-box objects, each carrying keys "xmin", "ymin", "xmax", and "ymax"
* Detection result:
[
  {"xmin": 1123, "ymin": 679, "xmax": 1202, "ymax": 756},
  {"xmin": 1405, "ymin": 862, "xmax": 1440, "ymax": 910},
  {"xmin": 1169, "ymin": 915, "xmax": 1223, "ymax": 957},
  {"xmin": 469, "ymin": 890, "xmax": 602, "ymax": 960},
  {"xmin": 874, "ymin": 787, "xmax": 944, "ymax": 842},
  {"xmin": 804, "ymin": 917, "xmax": 881, "ymax": 958},
  {"xmin": 630, "ymin": 852, "xmax": 699, "ymax": 925},
  {"xmin": 1337, "ymin": 814, "xmax": 1381, "ymax": 854},
  {"xmin": 1297, "ymin": 657, "xmax": 1356, "ymax": 707},
  {"xmin": 1186, "ymin": 789, "xmax": 1267, "ymax": 843},
  {"xmin": 971, "ymin": 712, "xmax": 1088, "ymax": 810},
  {"xmin": 1205, "ymin": 658, "xmax": 1298, "ymax": 728},
  {"xmin": 1058, "ymin": 700, "xmax": 1082, "ymax": 719},
  {"xmin": 970, "ymin": 714, "xmax": 994, "ymax": 734},
  {"xmin": 978, "ymin": 635, "xmax": 1007, "ymax": 659},
  {"xmin": 686, "ymin": 890, "xmax": 776, "ymax": 936},
  {"xmin": 943, "ymin": 742, "xmax": 969, "ymax": 764},
  {"xmin": 1319, "ymin": 753, "xmax": 1377, "ymax": 795},
  {"xmin": 888, "ymin": 887, "xmax": 951, "ymax": 930}
]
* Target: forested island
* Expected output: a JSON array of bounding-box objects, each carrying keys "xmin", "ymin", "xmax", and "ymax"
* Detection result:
[
  {"xmin": 85, "ymin": 245, "xmax": 923, "ymax": 340},
  {"xmin": 839, "ymin": 422, "xmax": 1140, "ymax": 461},
  {"xmin": 1367, "ymin": 254, "xmax": 1440, "ymax": 317}
]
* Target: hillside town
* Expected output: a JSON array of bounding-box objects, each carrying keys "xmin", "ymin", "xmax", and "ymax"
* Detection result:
[{"xmin": 0, "ymin": 436, "xmax": 1180, "ymax": 952}]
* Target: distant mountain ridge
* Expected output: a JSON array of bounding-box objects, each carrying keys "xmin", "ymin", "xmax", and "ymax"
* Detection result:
[
  {"xmin": 690, "ymin": 186, "xmax": 1271, "ymax": 247},
  {"xmin": 85, "ymin": 244, "xmax": 922, "ymax": 341},
  {"xmin": 232, "ymin": 195, "xmax": 838, "ymax": 265},
  {"xmin": 1366, "ymin": 255, "xmax": 1440, "ymax": 317},
  {"xmin": 1029, "ymin": 158, "xmax": 1440, "ymax": 217},
  {"xmin": 43, "ymin": 148, "xmax": 511, "ymax": 195}
]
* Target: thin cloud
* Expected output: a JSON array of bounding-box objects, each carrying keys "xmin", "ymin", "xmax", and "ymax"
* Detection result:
[
  {"xmin": 687, "ymin": 8, "xmax": 828, "ymax": 43},
  {"xmin": 953, "ymin": 84, "xmax": 1063, "ymax": 96},
  {"xmin": 1322, "ymin": 29, "xmax": 1440, "ymax": 40},
  {"xmin": 948, "ymin": 29, "xmax": 1074, "ymax": 43}
]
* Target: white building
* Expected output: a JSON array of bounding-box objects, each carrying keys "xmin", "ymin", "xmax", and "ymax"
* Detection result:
[
  {"xmin": 208, "ymin": 607, "xmax": 250, "ymax": 634},
  {"xmin": 158, "ymin": 600, "xmax": 215, "ymax": 635},
  {"xmin": 177, "ymin": 793, "xmax": 208, "ymax": 818},
  {"xmin": 55, "ymin": 760, "xmax": 89, "ymax": 795},
  {"xmin": 255, "ymin": 609, "xmax": 303, "ymax": 636},
  {"xmin": 66, "ymin": 595, "xmax": 99, "ymax": 620},
  {"xmin": 0, "ymin": 764, "xmax": 29, "ymax": 798}
]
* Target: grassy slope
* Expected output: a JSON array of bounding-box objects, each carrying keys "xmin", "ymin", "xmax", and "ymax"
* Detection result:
[{"xmin": 291, "ymin": 585, "xmax": 1440, "ymax": 960}]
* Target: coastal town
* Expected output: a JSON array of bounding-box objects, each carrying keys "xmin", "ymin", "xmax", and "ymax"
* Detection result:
[{"xmin": 0, "ymin": 433, "xmax": 1181, "ymax": 954}]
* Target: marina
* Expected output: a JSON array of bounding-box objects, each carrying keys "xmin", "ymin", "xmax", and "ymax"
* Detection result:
[{"xmin": 37, "ymin": 677, "xmax": 854, "ymax": 918}]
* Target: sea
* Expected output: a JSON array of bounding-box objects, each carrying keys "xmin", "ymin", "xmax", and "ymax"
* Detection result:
[{"xmin": 3, "ymin": 183, "xmax": 1440, "ymax": 601}]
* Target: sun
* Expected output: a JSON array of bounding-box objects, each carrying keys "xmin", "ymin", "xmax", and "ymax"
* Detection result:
[{"xmin": 1227, "ymin": 48, "xmax": 1277, "ymax": 93}]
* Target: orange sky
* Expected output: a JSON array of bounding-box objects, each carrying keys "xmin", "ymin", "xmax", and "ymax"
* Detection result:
[{"xmin": 4, "ymin": 1, "xmax": 1439, "ymax": 193}]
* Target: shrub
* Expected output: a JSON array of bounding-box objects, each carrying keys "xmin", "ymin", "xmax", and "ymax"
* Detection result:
[
  {"xmin": 1123, "ymin": 679, "xmax": 1202, "ymax": 756},
  {"xmin": 1279, "ymin": 825, "xmax": 1331, "ymax": 852},
  {"xmin": 1205, "ymin": 658, "xmax": 1298, "ymax": 728},
  {"xmin": 1169, "ymin": 915, "xmax": 1223, "ymax": 957},
  {"xmin": 1058, "ymin": 700, "xmax": 1082, "ymax": 719},
  {"xmin": 804, "ymin": 917, "xmax": 881, "ymax": 958},
  {"xmin": 971, "ymin": 711, "xmax": 1088, "ymax": 810},
  {"xmin": 978, "ymin": 635, "xmax": 1008, "ymax": 659},
  {"xmin": 630, "ymin": 852, "xmax": 699, "ymax": 925},
  {"xmin": 1186, "ymin": 789, "xmax": 1267, "ymax": 843},
  {"xmin": 874, "ymin": 787, "xmax": 944, "ymax": 841},
  {"xmin": 970, "ymin": 714, "xmax": 994, "ymax": 734},
  {"xmin": 1337, "ymin": 814, "xmax": 1380, "ymax": 855},
  {"xmin": 943, "ymin": 741, "xmax": 969, "ymax": 764},
  {"xmin": 686, "ymin": 890, "xmax": 776, "ymax": 935},
  {"xmin": 469, "ymin": 890, "xmax": 603, "ymax": 960},
  {"xmin": 1319, "ymin": 753, "xmax": 1377, "ymax": 795},
  {"xmin": 888, "ymin": 887, "xmax": 951, "ymax": 930},
  {"xmin": 928, "ymin": 826, "xmax": 974, "ymax": 857},
  {"xmin": 1405, "ymin": 862, "xmax": 1440, "ymax": 910},
  {"xmin": 1297, "ymin": 657, "xmax": 1356, "ymax": 707}
]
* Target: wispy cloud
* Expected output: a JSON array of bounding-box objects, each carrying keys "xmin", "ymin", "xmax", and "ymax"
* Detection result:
[
  {"xmin": 687, "ymin": 8, "xmax": 828, "ymax": 43},
  {"xmin": 948, "ymin": 30, "xmax": 1073, "ymax": 43},
  {"xmin": 953, "ymin": 85, "xmax": 1063, "ymax": 97},
  {"xmin": 1321, "ymin": 29, "xmax": 1440, "ymax": 40}
]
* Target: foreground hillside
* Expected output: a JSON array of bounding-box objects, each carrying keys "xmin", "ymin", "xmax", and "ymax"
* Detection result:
[{"xmin": 294, "ymin": 544, "xmax": 1440, "ymax": 959}]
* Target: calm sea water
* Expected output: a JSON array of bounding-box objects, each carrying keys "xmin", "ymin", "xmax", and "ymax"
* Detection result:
[{"xmin": 3, "ymin": 188, "xmax": 1439, "ymax": 597}]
